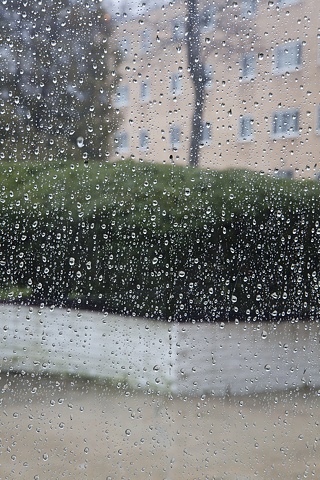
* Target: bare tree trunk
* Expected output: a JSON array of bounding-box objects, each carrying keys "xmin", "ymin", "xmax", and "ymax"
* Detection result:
[{"xmin": 186, "ymin": 0, "xmax": 206, "ymax": 167}]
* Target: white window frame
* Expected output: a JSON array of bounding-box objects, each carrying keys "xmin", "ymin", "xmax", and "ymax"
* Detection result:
[
  {"xmin": 242, "ymin": 0, "xmax": 257, "ymax": 18},
  {"xmin": 140, "ymin": 79, "xmax": 150, "ymax": 102},
  {"xmin": 170, "ymin": 125, "xmax": 181, "ymax": 148},
  {"xmin": 273, "ymin": 41, "xmax": 302, "ymax": 74},
  {"xmin": 239, "ymin": 115, "xmax": 254, "ymax": 142},
  {"xmin": 139, "ymin": 129, "xmax": 149, "ymax": 150},
  {"xmin": 201, "ymin": 122, "xmax": 212, "ymax": 146},
  {"xmin": 114, "ymin": 130, "xmax": 129, "ymax": 153},
  {"xmin": 271, "ymin": 109, "xmax": 299, "ymax": 139},
  {"xmin": 114, "ymin": 85, "xmax": 129, "ymax": 108},
  {"xmin": 241, "ymin": 53, "xmax": 256, "ymax": 81},
  {"xmin": 170, "ymin": 73, "xmax": 182, "ymax": 96}
]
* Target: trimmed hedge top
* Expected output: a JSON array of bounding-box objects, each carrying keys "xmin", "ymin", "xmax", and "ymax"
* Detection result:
[{"xmin": 2, "ymin": 159, "xmax": 319, "ymax": 229}]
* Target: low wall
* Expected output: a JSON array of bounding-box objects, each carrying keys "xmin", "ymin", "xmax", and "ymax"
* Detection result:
[{"xmin": 1, "ymin": 304, "xmax": 319, "ymax": 396}]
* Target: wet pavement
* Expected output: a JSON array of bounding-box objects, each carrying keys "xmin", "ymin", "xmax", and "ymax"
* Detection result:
[{"xmin": 0, "ymin": 373, "xmax": 319, "ymax": 479}]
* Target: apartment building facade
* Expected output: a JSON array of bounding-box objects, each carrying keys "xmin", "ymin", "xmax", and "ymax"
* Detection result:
[{"xmin": 112, "ymin": 0, "xmax": 319, "ymax": 177}]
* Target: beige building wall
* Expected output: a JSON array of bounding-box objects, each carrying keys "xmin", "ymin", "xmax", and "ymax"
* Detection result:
[{"xmin": 111, "ymin": 0, "xmax": 320, "ymax": 178}]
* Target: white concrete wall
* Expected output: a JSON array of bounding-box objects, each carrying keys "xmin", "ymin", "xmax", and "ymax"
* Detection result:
[{"xmin": 1, "ymin": 304, "xmax": 319, "ymax": 396}]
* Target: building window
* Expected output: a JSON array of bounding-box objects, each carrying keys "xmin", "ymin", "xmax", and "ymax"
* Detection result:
[
  {"xmin": 114, "ymin": 131, "xmax": 129, "ymax": 153},
  {"xmin": 170, "ymin": 125, "xmax": 180, "ymax": 148},
  {"xmin": 205, "ymin": 64, "xmax": 213, "ymax": 88},
  {"xmin": 114, "ymin": 85, "xmax": 129, "ymax": 108},
  {"xmin": 201, "ymin": 122, "xmax": 212, "ymax": 146},
  {"xmin": 140, "ymin": 80, "xmax": 150, "ymax": 102},
  {"xmin": 242, "ymin": 0, "xmax": 257, "ymax": 17},
  {"xmin": 139, "ymin": 129, "xmax": 149, "ymax": 150},
  {"xmin": 274, "ymin": 41, "xmax": 302, "ymax": 74},
  {"xmin": 316, "ymin": 105, "xmax": 320, "ymax": 133},
  {"xmin": 172, "ymin": 18, "xmax": 185, "ymax": 42},
  {"xmin": 119, "ymin": 37, "xmax": 130, "ymax": 58},
  {"xmin": 239, "ymin": 115, "xmax": 254, "ymax": 141},
  {"xmin": 274, "ymin": 169, "xmax": 294, "ymax": 179},
  {"xmin": 278, "ymin": 0, "xmax": 299, "ymax": 6},
  {"xmin": 200, "ymin": 6, "xmax": 216, "ymax": 31},
  {"xmin": 271, "ymin": 109, "xmax": 299, "ymax": 138},
  {"xmin": 140, "ymin": 29, "xmax": 152, "ymax": 53},
  {"xmin": 170, "ymin": 73, "xmax": 182, "ymax": 96},
  {"xmin": 241, "ymin": 53, "xmax": 255, "ymax": 81}
]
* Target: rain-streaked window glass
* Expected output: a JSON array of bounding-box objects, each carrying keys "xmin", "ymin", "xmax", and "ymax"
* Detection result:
[
  {"xmin": 274, "ymin": 41, "xmax": 302, "ymax": 74},
  {"xmin": 2, "ymin": 0, "xmax": 320, "ymax": 478},
  {"xmin": 239, "ymin": 115, "xmax": 254, "ymax": 141},
  {"xmin": 241, "ymin": 52, "xmax": 256, "ymax": 81},
  {"xmin": 272, "ymin": 109, "xmax": 299, "ymax": 138}
]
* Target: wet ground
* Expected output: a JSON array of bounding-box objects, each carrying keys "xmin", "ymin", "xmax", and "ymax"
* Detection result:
[{"xmin": 0, "ymin": 373, "xmax": 319, "ymax": 479}]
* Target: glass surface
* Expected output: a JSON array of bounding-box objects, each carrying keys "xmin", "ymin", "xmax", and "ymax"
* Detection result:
[{"xmin": 1, "ymin": 0, "xmax": 319, "ymax": 478}]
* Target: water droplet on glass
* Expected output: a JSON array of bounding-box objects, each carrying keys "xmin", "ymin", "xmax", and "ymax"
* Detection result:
[
  {"xmin": 77, "ymin": 136, "xmax": 84, "ymax": 148},
  {"xmin": 261, "ymin": 330, "xmax": 267, "ymax": 339}
]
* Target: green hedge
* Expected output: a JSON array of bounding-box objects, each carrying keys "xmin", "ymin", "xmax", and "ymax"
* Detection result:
[{"xmin": 1, "ymin": 159, "xmax": 320, "ymax": 321}]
